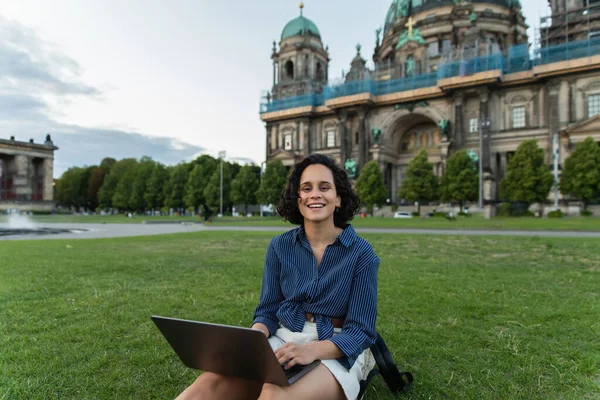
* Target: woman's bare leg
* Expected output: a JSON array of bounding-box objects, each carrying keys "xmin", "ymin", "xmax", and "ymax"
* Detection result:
[
  {"xmin": 258, "ymin": 364, "xmax": 346, "ymax": 400},
  {"xmin": 176, "ymin": 372, "xmax": 263, "ymax": 400}
]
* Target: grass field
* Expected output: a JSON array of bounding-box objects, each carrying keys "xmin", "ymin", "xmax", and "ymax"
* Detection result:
[
  {"xmin": 1, "ymin": 231, "xmax": 599, "ymax": 399},
  {"xmin": 2, "ymin": 214, "xmax": 600, "ymax": 231}
]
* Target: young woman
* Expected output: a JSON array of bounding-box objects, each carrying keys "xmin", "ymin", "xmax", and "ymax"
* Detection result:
[{"xmin": 177, "ymin": 154, "xmax": 380, "ymax": 400}]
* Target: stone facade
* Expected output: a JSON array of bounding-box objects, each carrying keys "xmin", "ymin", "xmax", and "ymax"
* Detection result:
[
  {"xmin": 261, "ymin": 1, "xmax": 600, "ymax": 206},
  {"xmin": 0, "ymin": 135, "xmax": 58, "ymax": 211}
]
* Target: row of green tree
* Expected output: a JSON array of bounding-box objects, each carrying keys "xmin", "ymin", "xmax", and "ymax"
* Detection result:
[
  {"xmin": 56, "ymin": 137, "xmax": 600, "ymax": 214},
  {"xmin": 55, "ymin": 155, "xmax": 290, "ymax": 214},
  {"xmin": 356, "ymin": 137, "xmax": 600, "ymax": 214}
]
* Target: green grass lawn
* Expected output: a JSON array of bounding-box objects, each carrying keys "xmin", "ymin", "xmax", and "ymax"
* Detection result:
[
  {"xmin": 2, "ymin": 214, "xmax": 600, "ymax": 231},
  {"xmin": 1, "ymin": 232, "xmax": 599, "ymax": 399}
]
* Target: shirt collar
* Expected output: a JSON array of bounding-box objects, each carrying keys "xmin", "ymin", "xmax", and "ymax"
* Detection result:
[{"xmin": 292, "ymin": 224, "xmax": 356, "ymax": 248}]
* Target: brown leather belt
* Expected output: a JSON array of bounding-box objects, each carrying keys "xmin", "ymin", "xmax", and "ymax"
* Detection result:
[{"xmin": 305, "ymin": 313, "xmax": 345, "ymax": 329}]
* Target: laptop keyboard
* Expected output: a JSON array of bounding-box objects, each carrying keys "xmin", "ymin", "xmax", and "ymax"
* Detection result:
[{"xmin": 282, "ymin": 363, "xmax": 305, "ymax": 379}]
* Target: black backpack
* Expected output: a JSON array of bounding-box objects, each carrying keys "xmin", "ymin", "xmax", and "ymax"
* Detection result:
[{"xmin": 358, "ymin": 332, "xmax": 414, "ymax": 399}]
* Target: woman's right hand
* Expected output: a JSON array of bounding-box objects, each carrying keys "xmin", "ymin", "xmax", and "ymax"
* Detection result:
[{"xmin": 251, "ymin": 322, "xmax": 270, "ymax": 338}]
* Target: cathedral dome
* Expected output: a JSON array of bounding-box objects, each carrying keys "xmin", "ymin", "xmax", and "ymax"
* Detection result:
[{"xmin": 281, "ymin": 15, "xmax": 321, "ymax": 41}]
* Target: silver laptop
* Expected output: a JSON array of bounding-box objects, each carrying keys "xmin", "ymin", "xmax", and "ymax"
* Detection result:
[{"xmin": 151, "ymin": 316, "xmax": 320, "ymax": 386}]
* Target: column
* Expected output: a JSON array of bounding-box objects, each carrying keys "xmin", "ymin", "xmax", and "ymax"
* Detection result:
[
  {"xmin": 538, "ymin": 87, "xmax": 546, "ymax": 127},
  {"xmin": 499, "ymin": 152, "xmax": 508, "ymax": 180},
  {"xmin": 43, "ymin": 158, "xmax": 54, "ymax": 202},
  {"xmin": 558, "ymin": 80, "xmax": 569, "ymax": 127},
  {"xmin": 453, "ymin": 94, "xmax": 465, "ymax": 148},
  {"xmin": 295, "ymin": 121, "xmax": 301, "ymax": 151},
  {"xmin": 265, "ymin": 124, "xmax": 271, "ymax": 157},
  {"xmin": 569, "ymin": 80, "xmax": 576, "ymax": 123},
  {"xmin": 338, "ymin": 111, "xmax": 349, "ymax": 163},
  {"xmin": 391, "ymin": 164, "xmax": 397, "ymax": 203},
  {"xmin": 575, "ymin": 85, "xmax": 584, "ymax": 121},
  {"xmin": 273, "ymin": 62, "xmax": 276, "ymax": 87},
  {"xmin": 14, "ymin": 154, "xmax": 32, "ymax": 200},
  {"xmin": 533, "ymin": 89, "xmax": 540, "ymax": 128},
  {"xmin": 303, "ymin": 120, "xmax": 310, "ymax": 157},
  {"xmin": 358, "ymin": 109, "xmax": 366, "ymax": 169},
  {"xmin": 276, "ymin": 125, "xmax": 281, "ymax": 149}
]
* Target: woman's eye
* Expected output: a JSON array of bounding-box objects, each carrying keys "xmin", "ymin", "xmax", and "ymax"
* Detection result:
[
  {"xmin": 321, "ymin": 187, "xmax": 329, "ymax": 191},
  {"xmin": 302, "ymin": 187, "xmax": 311, "ymax": 192}
]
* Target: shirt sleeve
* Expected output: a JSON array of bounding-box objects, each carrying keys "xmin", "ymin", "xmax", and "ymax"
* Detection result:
[
  {"xmin": 329, "ymin": 254, "xmax": 379, "ymax": 369},
  {"xmin": 252, "ymin": 240, "xmax": 284, "ymax": 336}
]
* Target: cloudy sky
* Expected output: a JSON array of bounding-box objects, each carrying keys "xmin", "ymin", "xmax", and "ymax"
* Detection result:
[{"xmin": 0, "ymin": 0, "xmax": 546, "ymax": 177}]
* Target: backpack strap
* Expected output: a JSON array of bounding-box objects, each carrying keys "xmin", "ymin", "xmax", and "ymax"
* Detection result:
[
  {"xmin": 370, "ymin": 332, "xmax": 414, "ymax": 394},
  {"xmin": 358, "ymin": 369, "xmax": 381, "ymax": 400}
]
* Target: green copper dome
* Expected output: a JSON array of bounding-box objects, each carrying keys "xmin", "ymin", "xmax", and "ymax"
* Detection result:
[{"xmin": 281, "ymin": 15, "xmax": 321, "ymax": 41}]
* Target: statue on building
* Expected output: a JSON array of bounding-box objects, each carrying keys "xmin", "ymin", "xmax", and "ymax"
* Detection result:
[
  {"xmin": 396, "ymin": 0, "xmax": 409, "ymax": 18},
  {"xmin": 437, "ymin": 120, "xmax": 450, "ymax": 137},
  {"xmin": 372, "ymin": 128, "xmax": 382, "ymax": 145},
  {"xmin": 375, "ymin": 28, "xmax": 382, "ymax": 47},
  {"xmin": 344, "ymin": 158, "xmax": 357, "ymax": 179}
]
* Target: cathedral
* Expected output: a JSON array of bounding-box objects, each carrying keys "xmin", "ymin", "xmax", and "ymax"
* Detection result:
[{"xmin": 260, "ymin": 0, "xmax": 600, "ymax": 213}]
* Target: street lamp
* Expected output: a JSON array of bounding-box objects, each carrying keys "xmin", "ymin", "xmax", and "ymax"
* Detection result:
[
  {"xmin": 259, "ymin": 161, "xmax": 266, "ymax": 217},
  {"xmin": 553, "ymin": 132, "xmax": 559, "ymax": 210},
  {"xmin": 478, "ymin": 117, "xmax": 491, "ymax": 210},
  {"xmin": 218, "ymin": 151, "xmax": 226, "ymax": 217}
]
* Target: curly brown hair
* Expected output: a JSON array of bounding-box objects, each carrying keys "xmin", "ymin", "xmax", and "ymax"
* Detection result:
[{"xmin": 276, "ymin": 154, "xmax": 361, "ymax": 227}]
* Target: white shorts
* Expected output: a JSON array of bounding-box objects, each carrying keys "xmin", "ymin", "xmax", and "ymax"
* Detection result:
[{"xmin": 268, "ymin": 322, "xmax": 376, "ymax": 400}]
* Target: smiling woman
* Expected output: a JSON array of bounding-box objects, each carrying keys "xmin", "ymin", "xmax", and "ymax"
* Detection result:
[{"xmin": 177, "ymin": 154, "xmax": 380, "ymax": 400}]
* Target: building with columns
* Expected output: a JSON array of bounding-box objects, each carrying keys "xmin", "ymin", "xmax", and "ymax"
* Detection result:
[
  {"xmin": 0, "ymin": 135, "xmax": 58, "ymax": 212},
  {"xmin": 259, "ymin": 0, "xmax": 600, "ymax": 211}
]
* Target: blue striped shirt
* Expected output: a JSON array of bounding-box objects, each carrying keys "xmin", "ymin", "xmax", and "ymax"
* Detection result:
[{"xmin": 253, "ymin": 224, "xmax": 379, "ymax": 369}]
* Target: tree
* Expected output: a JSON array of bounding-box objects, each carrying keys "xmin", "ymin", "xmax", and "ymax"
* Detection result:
[
  {"xmin": 129, "ymin": 156, "xmax": 155, "ymax": 212},
  {"xmin": 164, "ymin": 163, "xmax": 190, "ymax": 211},
  {"xmin": 203, "ymin": 162, "xmax": 233, "ymax": 211},
  {"xmin": 87, "ymin": 167, "xmax": 105, "ymax": 211},
  {"xmin": 439, "ymin": 150, "xmax": 478, "ymax": 210},
  {"xmin": 99, "ymin": 157, "xmax": 117, "ymax": 174},
  {"xmin": 112, "ymin": 160, "xmax": 139, "ymax": 210},
  {"xmin": 184, "ymin": 164, "xmax": 207, "ymax": 213},
  {"xmin": 355, "ymin": 161, "xmax": 387, "ymax": 216},
  {"xmin": 256, "ymin": 160, "xmax": 288, "ymax": 207},
  {"xmin": 98, "ymin": 158, "xmax": 137, "ymax": 209},
  {"xmin": 55, "ymin": 167, "xmax": 88, "ymax": 209},
  {"xmin": 398, "ymin": 149, "xmax": 439, "ymax": 215},
  {"xmin": 500, "ymin": 139, "xmax": 553, "ymax": 212},
  {"xmin": 144, "ymin": 163, "xmax": 168, "ymax": 212},
  {"xmin": 559, "ymin": 137, "xmax": 600, "ymax": 210},
  {"xmin": 230, "ymin": 164, "xmax": 260, "ymax": 214}
]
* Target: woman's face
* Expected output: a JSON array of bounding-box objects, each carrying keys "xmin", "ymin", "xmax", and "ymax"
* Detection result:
[{"xmin": 297, "ymin": 164, "xmax": 341, "ymax": 225}]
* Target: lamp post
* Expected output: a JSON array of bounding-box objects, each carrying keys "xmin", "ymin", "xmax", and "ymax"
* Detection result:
[
  {"xmin": 478, "ymin": 117, "xmax": 491, "ymax": 210},
  {"xmin": 218, "ymin": 151, "xmax": 226, "ymax": 217},
  {"xmin": 259, "ymin": 161, "xmax": 266, "ymax": 217},
  {"xmin": 553, "ymin": 132, "xmax": 559, "ymax": 210}
]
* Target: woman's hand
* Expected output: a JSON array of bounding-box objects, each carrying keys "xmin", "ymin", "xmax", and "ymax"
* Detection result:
[
  {"xmin": 275, "ymin": 342, "xmax": 319, "ymax": 369},
  {"xmin": 251, "ymin": 323, "xmax": 270, "ymax": 338}
]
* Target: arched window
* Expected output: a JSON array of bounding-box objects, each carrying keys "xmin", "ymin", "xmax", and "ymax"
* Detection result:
[
  {"xmin": 285, "ymin": 60, "xmax": 294, "ymax": 80},
  {"xmin": 316, "ymin": 62, "xmax": 323, "ymax": 81}
]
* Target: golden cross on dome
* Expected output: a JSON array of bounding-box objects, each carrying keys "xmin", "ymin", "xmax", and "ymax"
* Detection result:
[
  {"xmin": 405, "ymin": 16, "xmax": 415, "ymax": 37},
  {"xmin": 299, "ymin": 2, "xmax": 304, "ymax": 16}
]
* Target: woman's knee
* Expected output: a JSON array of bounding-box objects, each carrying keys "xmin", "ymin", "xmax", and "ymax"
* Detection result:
[{"xmin": 257, "ymin": 383, "xmax": 284, "ymax": 400}]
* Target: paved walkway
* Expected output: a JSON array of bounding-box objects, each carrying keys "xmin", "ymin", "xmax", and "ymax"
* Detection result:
[{"xmin": 1, "ymin": 222, "xmax": 600, "ymax": 240}]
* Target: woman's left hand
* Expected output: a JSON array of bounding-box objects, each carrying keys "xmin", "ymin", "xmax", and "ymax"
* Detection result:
[{"xmin": 275, "ymin": 342, "xmax": 319, "ymax": 369}]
